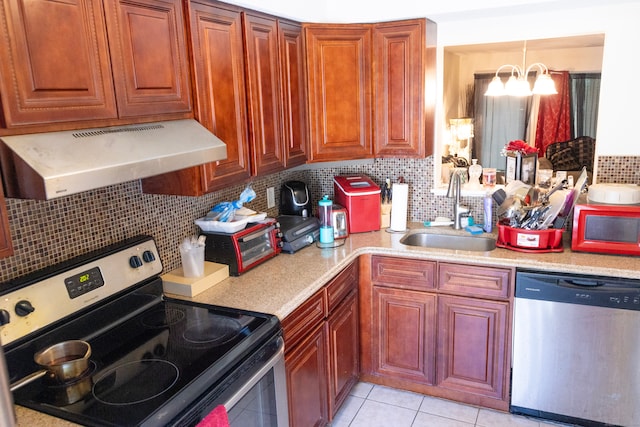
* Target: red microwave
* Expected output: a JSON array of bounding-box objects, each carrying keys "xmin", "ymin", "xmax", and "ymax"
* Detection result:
[{"xmin": 572, "ymin": 203, "xmax": 640, "ymax": 256}]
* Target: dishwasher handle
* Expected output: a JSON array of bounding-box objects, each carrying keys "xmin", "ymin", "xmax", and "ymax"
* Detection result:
[{"xmin": 558, "ymin": 278, "xmax": 605, "ymax": 288}]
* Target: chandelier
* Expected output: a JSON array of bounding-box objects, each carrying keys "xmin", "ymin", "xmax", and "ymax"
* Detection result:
[{"xmin": 484, "ymin": 41, "xmax": 558, "ymax": 97}]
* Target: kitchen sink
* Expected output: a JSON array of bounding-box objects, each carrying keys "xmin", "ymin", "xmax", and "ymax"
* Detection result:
[{"xmin": 400, "ymin": 231, "xmax": 496, "ymax": 251}]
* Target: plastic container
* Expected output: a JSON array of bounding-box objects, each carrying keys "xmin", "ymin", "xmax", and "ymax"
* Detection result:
[
  {"xmin": 318, "ymin": 195, "xmax": 334, "ymax": 244},
  {"xmin": 195, "ymin": 213, "xmax": 267, "ymax": 233},
  {"xmin": 333, "ymin": 175, "xmax": 381, "ymax": 233},
  {"xmin": 483, "ymin": 168, "xmax": 497, "ymax": 187},
  {"xmin": 483, "ymin": 193, "xmax": 493, "ymax": 233},
  {"xmin": 496, "ymin": 224, "xmax": 564, "ymax": 253}
]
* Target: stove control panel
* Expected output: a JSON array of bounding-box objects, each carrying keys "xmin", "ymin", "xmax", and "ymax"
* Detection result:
[{"xmin": 0, "ymin": 236, "xmax": 163, "ymax": 346}]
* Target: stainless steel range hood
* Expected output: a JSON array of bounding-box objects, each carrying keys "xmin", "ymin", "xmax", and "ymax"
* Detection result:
[{"xmin": 0, "ymin": 119, "xmax": 227, "ymax": 200}]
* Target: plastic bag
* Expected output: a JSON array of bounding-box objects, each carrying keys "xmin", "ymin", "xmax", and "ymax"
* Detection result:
[{"xmin": 206, "ymin": 185, "xmax": 256, "ymax": 222}]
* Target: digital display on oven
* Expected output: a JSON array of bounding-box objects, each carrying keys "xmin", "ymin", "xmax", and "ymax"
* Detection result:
[{"xmin": 64, "ymin": 266, "xmax": 105, "ymax": 299}]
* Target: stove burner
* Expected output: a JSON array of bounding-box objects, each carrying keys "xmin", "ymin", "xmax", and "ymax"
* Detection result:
[
  {"xmin": 92, "ymin": 359, "xmax": 179, "ymax": 406},
  {"xmin": 141, "ymin": 308, "xmax": 185, "ymax": 328},
  {"xmin": 183, "ymin": 316, "xmax": 244, "ymax": 345}
]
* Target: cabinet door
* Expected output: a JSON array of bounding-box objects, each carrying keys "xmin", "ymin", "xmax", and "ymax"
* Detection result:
[
  {"xmin": 190, "ymin": 1, "xmax": 250, "ymax": 192},
  {"xmin": 141, "ymin": 1, "xmax": 250, "ymax": 196},
  {"xmin": 437, "ymin": 295, "xmax": 509, "ymax": 400},
  {"xmin": 372, "ymin": 286, "xmax": 436, "ymax": 384},
  {"xmin": 0, "ymin": 0, "xmax": 117, "ymax": 127},
  {"xmin": 285, "ymin": 322, "xmax": 329, "ymax": 427},
  {"xmin": 278, "ymin": 20, "xmax": 308, "ymax": 168},
  {"xmin": 305, "ymin": 24, "xmax": 372, "ymax": 162},
  {"xmin": 243, "ymin": 12, "xmax": 284, "ymax": 176},
  {"xmin": 373, "ymin": 19, "xmax": 426, "ymax": 157},
  {"xmin": 103, "ymin": 0, "xmax": 191, "ymax": 118},
  {"xmin": 327, "ymin": 291, "xmax": 358, "ymax": 419}
]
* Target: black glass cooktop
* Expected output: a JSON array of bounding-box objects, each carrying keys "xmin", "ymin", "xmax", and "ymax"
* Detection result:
[{"xmin": 7, "ymin": 279, "xmax": 280, "ymax": 426}]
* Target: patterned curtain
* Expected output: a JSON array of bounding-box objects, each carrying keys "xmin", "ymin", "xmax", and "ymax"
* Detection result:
[{"xmin": 534, "ymin": 71, "xmax": 571, "ymax": 154}]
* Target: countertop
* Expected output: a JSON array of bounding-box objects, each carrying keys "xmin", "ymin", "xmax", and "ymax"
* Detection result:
[{"xmin": 14, "ymin": 223, "xmax": 640, "ymax": 426}]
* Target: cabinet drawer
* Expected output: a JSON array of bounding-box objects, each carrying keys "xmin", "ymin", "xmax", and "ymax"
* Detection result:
[
  {"xmin": 371, "ymin": 256, "xmax": 436, "ymax": 291},
  {"xmin": 282, "ymin": 289, "xmax": 327, "ymax": 349},
  {"xmin": 326, "ymin": 262, "xmax": 358, "ymax": 312},
  {"xmin": 438, "ymin": 263, "xmax": 512, "ymax": 299}
]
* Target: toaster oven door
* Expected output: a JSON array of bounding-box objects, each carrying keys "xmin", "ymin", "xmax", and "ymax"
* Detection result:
[{"xmin": 238, "ymin": 225, "xmax": 276, "ymax": 270}]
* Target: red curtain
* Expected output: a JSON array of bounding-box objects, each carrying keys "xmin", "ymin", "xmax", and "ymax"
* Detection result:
[{"xmin": 535, "ymin": 71, "xmax": 571, "ymax": 156}]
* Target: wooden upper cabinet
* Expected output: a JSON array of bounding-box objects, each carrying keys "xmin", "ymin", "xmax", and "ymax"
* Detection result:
[
  {"xmin": 0, "ymin": 0, "xmax": 118, "ymax": 127},
  {"xmin": 188, "ymin": 1, "xmax": 250, "ymax": 191},
  {"xmin": 305, "ymin": 24, "xmax": 372, "ymax": 162},
  {"xmin": 103, "ymin": 0, "xmax": 192, "ymax": 118},
  {"xmin": 243, "ymin": 11, "xmax": 285, "ymax": 176},
  {"xmin": 0, "ymin": 0, "xmax": 191, "ymax": 131},
  {"xmin": 373, "ymin": 19, "xmax": 428, "ymax": 158},
  {"xmin": 141, "ymin": 1, "xmax": 251, "ymax": 196},
  {"xmin": 278, "ymin": 20, "xmax": 308, "ymax": 168},
  {"xmin": 304, "ymin": 19, "xmax": 435, "ymax": 162}
]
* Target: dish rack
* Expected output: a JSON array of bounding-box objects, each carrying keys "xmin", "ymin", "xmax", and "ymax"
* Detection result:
[{"xmin": 496, "ymin": 224, "xmax": 564, "ymax": 253}]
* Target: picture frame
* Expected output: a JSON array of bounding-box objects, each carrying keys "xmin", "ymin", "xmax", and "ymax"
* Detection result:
[
  {"xmin": 505, "ymin": 151, "xmax": 537, "ymax": 186},
  {"xmin": 519, "ymin": 153, "xmax": 537, "ymax": 186}
]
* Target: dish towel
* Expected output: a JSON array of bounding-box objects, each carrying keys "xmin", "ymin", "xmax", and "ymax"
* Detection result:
[{"xmin": 196, "ymin": 405, "xmax": 230, "ymax": 427}]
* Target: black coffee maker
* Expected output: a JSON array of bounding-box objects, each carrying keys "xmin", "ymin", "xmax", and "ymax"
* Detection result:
[{"xmin": 280, "ymin": 181, "xmax": 312, "ymax": 217}]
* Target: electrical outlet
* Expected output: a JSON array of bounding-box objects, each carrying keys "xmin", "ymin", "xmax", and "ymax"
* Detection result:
[{"xmin": 267, "ymin": 187, "xmax": 275, "ymax": 209}]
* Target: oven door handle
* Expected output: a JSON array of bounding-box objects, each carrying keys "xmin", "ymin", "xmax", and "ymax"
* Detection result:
[
  {"xmin": 238, "ymin": 225, "xmax": 275, "ymax": 243},
  {"xmin": 222, "ymin": 336, "xmax": 285, "ymax": 411}
]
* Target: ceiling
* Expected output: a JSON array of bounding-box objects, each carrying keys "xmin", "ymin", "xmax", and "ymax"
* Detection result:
[{"xmin": 445, "ymin": 34, "xmax": 605, "ymax": 54}]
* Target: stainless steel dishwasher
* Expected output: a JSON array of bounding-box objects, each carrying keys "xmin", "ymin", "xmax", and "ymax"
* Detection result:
[{"xmin": 511, "ymin": 270, "xmax": 640, "ymax": 427}]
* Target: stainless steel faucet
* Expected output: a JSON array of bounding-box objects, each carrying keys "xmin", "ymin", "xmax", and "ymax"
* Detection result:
[{"xmin": 446, "ymin": 170, "xmax": 469, "ymax": 230}]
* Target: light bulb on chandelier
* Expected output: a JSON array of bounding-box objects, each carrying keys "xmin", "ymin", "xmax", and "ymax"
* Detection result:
[{"xmin": 484, "ymin": 41, "xmax": 558, "ymax": 97}]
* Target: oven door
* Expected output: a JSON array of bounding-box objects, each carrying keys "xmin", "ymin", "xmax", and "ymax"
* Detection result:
[
  {"xmin": 171, "ymin": 335, "xmax": 288, "ymax": 427},
  {"xmin": 224, "ymin": 338, "xmax": 288, "ymax": 426}
]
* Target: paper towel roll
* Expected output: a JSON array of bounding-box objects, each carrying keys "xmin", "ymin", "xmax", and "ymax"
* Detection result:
[{"xmin": 390, "ymin": 183, "xmax": 408, "ymax": 232}]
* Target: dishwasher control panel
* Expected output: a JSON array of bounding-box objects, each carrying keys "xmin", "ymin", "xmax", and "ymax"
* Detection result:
[{"xmin": 516, "ymin": 270, "xmax": 640, "ymax": 310}]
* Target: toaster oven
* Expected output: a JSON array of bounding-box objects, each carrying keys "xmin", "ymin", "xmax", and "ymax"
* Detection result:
[{"xmin": 201, "ymin": 218, "xmax": 282, "ymax": 275}]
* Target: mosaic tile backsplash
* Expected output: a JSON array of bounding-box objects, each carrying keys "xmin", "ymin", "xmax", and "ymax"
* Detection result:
[{"xmin": 0, "ymin": 155, "xmax": 637, "ymax": 287}]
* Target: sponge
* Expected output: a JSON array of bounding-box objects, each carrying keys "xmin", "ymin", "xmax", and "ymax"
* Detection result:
[{"xmin": 465, "ymin": 225, "xmax": 484, "ymax": 235}]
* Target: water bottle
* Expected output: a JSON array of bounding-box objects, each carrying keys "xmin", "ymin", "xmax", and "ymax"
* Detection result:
[{"xmin": 318, "ymin": 195, "xmax": 334, "ymax": 244}]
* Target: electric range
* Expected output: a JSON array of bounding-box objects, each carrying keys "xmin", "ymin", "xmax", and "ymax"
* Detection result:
[{"xmin": 1, "ymin": 235, "xmax": 282, "ymax": 426}]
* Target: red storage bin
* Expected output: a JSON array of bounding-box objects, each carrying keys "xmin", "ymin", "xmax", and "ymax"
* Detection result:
[
  {"xmin": 333, "ymin": 175, "xmax": 381, "ymax": 233},
  {"xmin": 496, "ymin": 224, "xmax": 564, "ymax": 253}
]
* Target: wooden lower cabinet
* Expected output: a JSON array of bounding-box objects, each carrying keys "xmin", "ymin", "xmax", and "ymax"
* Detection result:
[
  {"xmin": 327, "ymin": 291, "xmax": 359, "ymax": 416},
  {"xmin": 437, "ymin": 295, "xmax": 509, "ymax": 401},
  {"xmin": 283, "ymin": 262, "xmax": 359, "ymax": 426},
  {"xmin": 362, "ymin": 255, "xmax": 513, "ymax": 411},
  {"xmin": 372, "ymin": 286, "xmax": 435, "ymax": 384},
  {"xmin": 285, "ymin": 321, "xmax": 329, "ymax": 427}
]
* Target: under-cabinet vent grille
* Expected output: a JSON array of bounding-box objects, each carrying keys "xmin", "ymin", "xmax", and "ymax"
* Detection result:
[{"xmin": 72, "ymin": 124, "xmax": 164, "ymax": 139}]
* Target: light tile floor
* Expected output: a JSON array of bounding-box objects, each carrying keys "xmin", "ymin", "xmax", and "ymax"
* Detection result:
[{"xmin": 331, "ymin": 382, "xmax": 573, "ymax": 427}]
